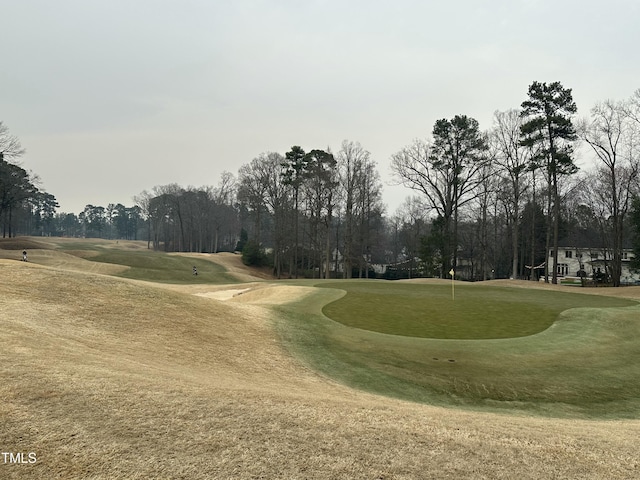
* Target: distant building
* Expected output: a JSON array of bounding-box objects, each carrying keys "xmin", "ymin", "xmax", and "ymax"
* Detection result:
[{"xmin": 549, "ymin": 245, "xmax": 639, "ymax": 285}]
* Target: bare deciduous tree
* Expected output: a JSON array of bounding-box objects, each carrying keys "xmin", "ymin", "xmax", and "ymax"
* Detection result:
[
  {"xmin": 0, "ymin": 122, "xmax": 25, "ymax": 162},
  {"xmin": 391, "ymin": 115, "xmax": 488, "ymax": 277},
  {"xmin": 491, "ymin": 109, "xmax": 534, "ymax": 279},
  {"xmin": 337, "ymin": 140, "xmax": 374, "ymax": 278},
  {"xmin": 578, "ymin": 98, "xmax": 640, "ymax": 286}
]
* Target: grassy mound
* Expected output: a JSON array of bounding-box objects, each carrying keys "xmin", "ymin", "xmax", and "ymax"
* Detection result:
[
  {"xmin": 0, "ymin": 237, "xmax": 50, "ymax": 250},
  {"xmin": 0, "ymin": 260, "xmax": 310, "ymax": 478},
  {"xmin": 1, "ymin": 237, "xmax": 240, "ymax": 284},
  {"xmin": 84, "ymin": 249, "xmax": 240, "ymax": 284}
]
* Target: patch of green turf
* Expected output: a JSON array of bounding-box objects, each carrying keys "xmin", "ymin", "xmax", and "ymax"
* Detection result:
[
  {"xmin": 89, "ymin": 250, "xmax": 239, "ymax": 284},
  {"xmin": 275, "ymin": 280, "xmax": 640, "ymax": 418},
  {"xmin": 320, "ymin": 281, "xmax": 634, "ymax": 339}
]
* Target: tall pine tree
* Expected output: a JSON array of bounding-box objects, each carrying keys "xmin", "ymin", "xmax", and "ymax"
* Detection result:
[{"xmin": 520, "ymin": 81, "xmax": 577, "ymax": 284}]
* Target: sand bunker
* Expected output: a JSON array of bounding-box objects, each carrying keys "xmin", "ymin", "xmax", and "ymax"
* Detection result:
[
  {"xmin": 194, "ymin": 288, "xmax": 251, "ymax": 301},
  {"xmin": 191, "ymin": 284, "xmax": 316, "ymax": 305}
]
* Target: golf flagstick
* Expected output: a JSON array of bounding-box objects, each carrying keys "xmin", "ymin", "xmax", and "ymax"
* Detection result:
[{"xmin": 449, "ymin": 268, "xmax": 455, "ymax": 301}]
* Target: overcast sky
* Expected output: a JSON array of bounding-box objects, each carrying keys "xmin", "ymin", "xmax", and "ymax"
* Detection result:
[{"xmin": 2, "ymin": 0, "xmax": 639, "ymax": 214}]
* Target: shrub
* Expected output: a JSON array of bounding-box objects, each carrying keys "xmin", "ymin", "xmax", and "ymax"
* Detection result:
[{"xmin": 241, "ymin": 240, "xmax": 267, "ymax": 267}]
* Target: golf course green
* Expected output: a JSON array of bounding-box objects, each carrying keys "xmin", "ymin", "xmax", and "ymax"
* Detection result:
[
  {"xmin": 276, "ymin": 280, "xmax": 640, "ymax": 418},
  {"xmin": 320, "ymin": 281, "xmax": 634, "ymax": 339}
]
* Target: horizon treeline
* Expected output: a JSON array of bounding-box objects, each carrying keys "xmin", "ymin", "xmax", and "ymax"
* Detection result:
[{"xmin": 3, "ymin": 82, "xmax": 640, "ymax": 285}]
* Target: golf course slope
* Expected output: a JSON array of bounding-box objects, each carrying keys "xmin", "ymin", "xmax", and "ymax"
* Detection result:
[{"xmin": 1, "ymin": 238, "xmax": 640, "ymax": 479}]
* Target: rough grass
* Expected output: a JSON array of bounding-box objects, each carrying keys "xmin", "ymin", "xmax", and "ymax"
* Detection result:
[{"xmin": 2, "ymin": 238, "xmax": 640, "ymax": 478}]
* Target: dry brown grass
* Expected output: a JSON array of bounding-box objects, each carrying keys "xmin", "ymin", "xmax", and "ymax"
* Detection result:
[{"xmin": 1, "ymin": 252, "xmax": 640, "ymax": 479}]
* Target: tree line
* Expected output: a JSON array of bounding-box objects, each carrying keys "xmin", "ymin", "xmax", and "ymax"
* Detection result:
[
  {"xmin": 2, "ymin": 81, "xmax": 640, "ymax": 285},
  {"xmin": 0, "ymin": 122, "xmax": 59, "ymax": 238}
]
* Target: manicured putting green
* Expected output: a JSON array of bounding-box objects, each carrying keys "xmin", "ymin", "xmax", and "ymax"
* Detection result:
[
  {"xmin": 277, "ymin": 280, "xmax": 640, "ymax": 418},
  {"xmin": 321, "ymin": 281, "xmax": 635, "ymax": 339}
]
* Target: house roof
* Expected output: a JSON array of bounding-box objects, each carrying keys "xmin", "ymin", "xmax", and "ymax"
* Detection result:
[{"xmin": 558, "ymin": 229, "xmax": 635, "ymax": 250}]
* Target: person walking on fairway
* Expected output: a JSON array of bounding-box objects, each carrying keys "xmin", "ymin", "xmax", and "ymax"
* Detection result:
[
  {"xmin": 193, "ymin": 266, "xmax": 198, "ymax": 276},
  {"xmin": 22, "ymin": 250, "xmax": 28, "ymax": 262}
]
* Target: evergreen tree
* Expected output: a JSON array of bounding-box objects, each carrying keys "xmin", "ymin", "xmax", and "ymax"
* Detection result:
[{"xmin": 520, "ymin": 81, "xmax": 577, "ymax": 284}]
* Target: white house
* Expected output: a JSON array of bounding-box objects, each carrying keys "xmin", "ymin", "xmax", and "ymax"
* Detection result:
[{"xmin": 549, "ymin": 245, "xmax": 639, "ymax": 284}]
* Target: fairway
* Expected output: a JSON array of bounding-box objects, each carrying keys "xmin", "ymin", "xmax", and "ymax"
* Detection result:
[
  {"xmin": 320, "ymin": 281, "xmax": 635, "ymax": 339},
  {"xmin": 54, "ymin": 241, "xmax": 240, "ymax": 284}
]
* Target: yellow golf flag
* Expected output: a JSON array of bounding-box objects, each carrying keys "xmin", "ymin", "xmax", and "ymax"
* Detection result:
[{"xmin": 449, "ymin": 269, "xmax": 455, "ymax": 300}]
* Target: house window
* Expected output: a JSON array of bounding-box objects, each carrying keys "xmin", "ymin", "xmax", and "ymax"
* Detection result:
[
  {"xmin": 590, "ymin": 253, "xmax": 598, "ymax": 260},
  {"xmin": 550, "ymin": 250, "xmax": 554, "ymax": 257},
  {"xmin": 565, "ymin": 250, "xmax": 573, "ymax": 258},
  {"xmin": 623, "ymin": 252, "xmax": 628, "ymax": 260},
  {"xmin": 557, "ymin": 263, "xmax": 569, "ymax": 276}
]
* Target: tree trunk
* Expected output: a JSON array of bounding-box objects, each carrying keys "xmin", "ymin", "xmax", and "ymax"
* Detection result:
[
  {"xmin": 552, "ymin": 170, "xmax": 560, "ymax": 285},
  {"xmin": 511, "ymin": 186, "xmax": 520, "ymax": 279}
]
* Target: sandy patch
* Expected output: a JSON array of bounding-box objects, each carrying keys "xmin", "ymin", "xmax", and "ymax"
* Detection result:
[
  {"xmin": 193, "ymin": 288, "xmax": 251, "ymax": 301},
  {"xmin": 228, "ymin": 285, "xmax": 318, "ymax": 305},
  {"xmin": 190, "ymin": 284, "xmax": 317, "ymax": 305}
]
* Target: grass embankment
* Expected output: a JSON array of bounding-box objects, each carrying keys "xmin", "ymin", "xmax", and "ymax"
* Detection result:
[
  {"xmin": 56, "ymin": 240, "xmax": 239, "ymax": 284},
  {"xmin": 0, "ymin": 237, "xmax": 240, "ymax": 285},
  {"xmin": 276, "ymin": 280, "xmax": 640, "ymax": 418},
  {"xmin": 0, "ymin": 259, "xmax": 320, "ymax": 479},
  {"xmin": 85, "ymin": 249, "xmax": 239, "ymax": 284}
]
